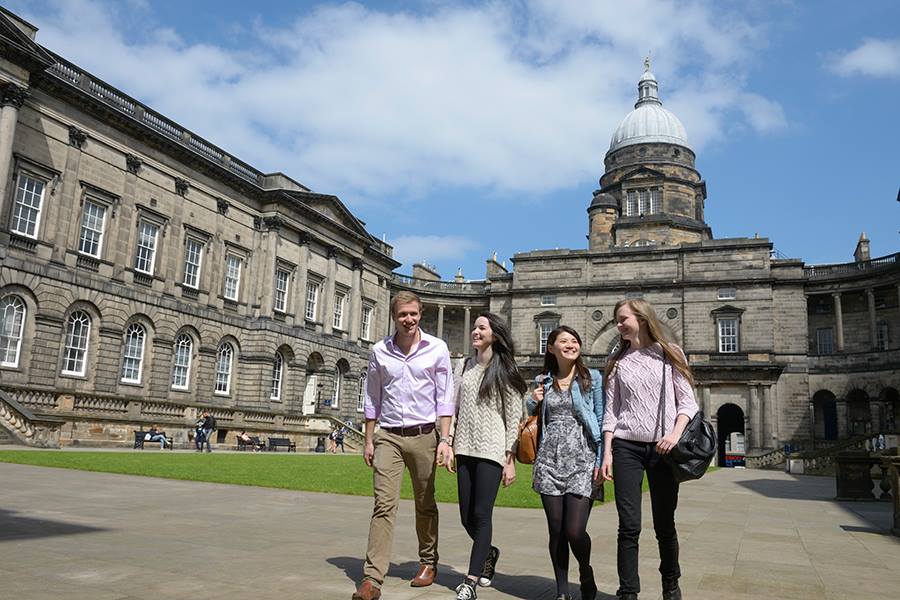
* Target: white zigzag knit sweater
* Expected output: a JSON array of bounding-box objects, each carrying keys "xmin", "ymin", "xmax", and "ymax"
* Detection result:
[
  {"xmin": 602, "ymin": 343, "xmax": 699, "ymax": 443},
  {"xmin": 452, "ymin": 361, "xmax": 525, "ymax": 466}
]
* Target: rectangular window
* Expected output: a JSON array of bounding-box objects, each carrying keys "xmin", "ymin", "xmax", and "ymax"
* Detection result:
[
  {"xmin": 639, "ymin": 189, "xmax": 650, "ymax": 215},
  {"xmin": 273, "ymin": 268, "xmax": 290, "ymax": 312},
  {"xmin": 717, "ymin": 318, "xmax": 738, "ymax": 353},
  {"xmin": 649, "ymin": 188, "xmax": 661, "ymax": 214},
  {"xmin": 134, "ymin": 221, "xmax": 159, "ymax": 274},
  {"xmin": 816, "ymin": 328, "xmax": 834, "ymax": 355},
  {"xmin": 305, "ymin": 280, "xmax": 320, "ymax": 321},
  {"xmin": 357, "ymin": 375, "xmax": 367, "ymax": 412},
  {"xmin": 333, "ymin": 292, "xmax": 346, "ymax": 330},
  {"xmin": 539, "ymin": 322, "xmax": 553, "ymax": 354},
  {"xmin": 361, "ymin": 305, "xmax": 373, "ymax": 340},
  {"xmin": 717, "ymin": 288, "xmax": 737, "ymax": 301},
  {"xmin": 541, "ymin": 294, "xmax": 557, "ymax": 306},
  {"xmin": 10, "ymin": 174, "xmax": 45, "ymax": 238},
  {"xmin": 182, "ymin": 239, "xmax": 203, "ymax": 289},
  {"xmin": 223, "ymin": 255, "xmax": 242, "ymax": 301},
  {"xmin": 626, "ymin": 190, "xmax": 637, "ymax": 217},
  {"xmin": 78, "ymin": 201, "xmax": 106, "ymax": 258},
  {"xmin": 876, "ymin": 322, "xmax": 889, "ymax": 351}
]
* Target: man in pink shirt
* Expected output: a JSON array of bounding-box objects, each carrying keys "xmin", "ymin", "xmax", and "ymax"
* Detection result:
[{"xmin": 352, "ymin": 290, "xmax": 455, "ymax": 600}]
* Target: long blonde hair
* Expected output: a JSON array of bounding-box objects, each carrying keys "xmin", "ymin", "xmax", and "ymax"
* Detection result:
[{"xmin": 604, "ymin": 298, "xmax": 694, "ymax": 386}]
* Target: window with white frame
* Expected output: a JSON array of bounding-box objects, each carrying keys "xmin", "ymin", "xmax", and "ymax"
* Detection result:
[
  {"xmin": 624, "ymin": 187, "xmax": 661, "ymax": 217},
  {"xmin": 0, "ymin": 295, "xmax": 26, "ymax": 367},
  {"xmin": 625, "ymin": 190, "xmax": 638, "ymax": 217},
  {"xmin": 717, "ymin": 288, "xmax": 737, "ymax": 301},
  {"xmin": 539, "ymin": 322, "xmax": 554, "ymax": 354},
  {"xmin": 120, "ymin": 323, "xmax": 146, "ymax": 383},
  {"xmin": 78, "ymin": 200, "xmax": 107, "ymax": 258},
  {"xmin": 649, "ymin": 188, "xmax": 661, "ymax": 214},
  {"xmin": 357, "ymin": 374, "xmax": 366, "ymax": 412},
  {"xmin": 360, "ymin": 305, "xmax": 373, "ymax": 341},
  {"xmin": 816, "ymin": 327, "xmax": 835, "ymax": 355},
  {"xmin": 215, "ymin": 342, "xmax": 233, "ymax": 394},
  {"xmin": 62, "ymin": 311, "xmax": 91, "ymax": 376},
  {"xmin": 333, "ymin": 292, "xmax": 346, "ymax": 330},
  {"xmin": 223, "ymin": 254, "xmax": 242, "ymax": 301},
  {"xmin": 182, "ymin": 238, "xmax": 203, "ymax": 289},
  {"xmin": 171, "ymin": 334, "xmax": 193, "ymax": 389},
  {"xmin": 717, "ymin": 318, "xmax": 739, "ymax": 353},
  {"xmin": 305, "ymin": 280, "xmax": 320, "ymax": 321},
  {"xmin": 541, "ymin": 294, "xmax": 556, "ymax": 306},
  {"xmin": 10, "ymin": 173, "xmax": 46, "ymax": 238},
  {"xmin": 877, "ymin": 322, "xmax": 889, "ymax": 351},
  {"xmin": 274, "ymin": 268, "xmax": 290, "ymax": 312},
  {"xmin": 134, "ymin": 221, "xmax": 159, "ymax": 274},
  {"xmin": 270, "ymin": 352, "xmax": 284, "ymax": 400},
  {"xmin": 633, "ymin": 239, "xmax": 655, "ymax": 247},
  {"xmin": 331, "ymin": 370, "xmax": 342, "ymax": 409}
]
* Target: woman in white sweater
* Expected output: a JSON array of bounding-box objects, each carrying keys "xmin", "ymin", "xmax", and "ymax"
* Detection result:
[{"xmin": 449, "ymin": 312, "xmax": 527, "ymax": 600}]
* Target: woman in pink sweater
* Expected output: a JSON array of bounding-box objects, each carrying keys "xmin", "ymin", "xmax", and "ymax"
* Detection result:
[{"xmin": 600, "ymin": 299, "xmax": 698, "ymax": 600}]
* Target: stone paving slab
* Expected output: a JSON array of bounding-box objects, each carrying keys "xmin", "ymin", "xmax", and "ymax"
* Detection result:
[{"xmin": 0, "ymin": 462, "xmax": 898, "ymax": 599}]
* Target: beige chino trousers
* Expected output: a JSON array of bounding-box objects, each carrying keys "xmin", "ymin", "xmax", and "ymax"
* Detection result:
[{"xmin": 362, "ymin": 427, "xmax": 439, "ymax": 586}]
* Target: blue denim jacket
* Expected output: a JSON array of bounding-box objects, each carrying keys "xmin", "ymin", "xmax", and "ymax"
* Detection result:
[{"xmin": 526, "ymin": 369, "xmax": 605, "ymax": 467}]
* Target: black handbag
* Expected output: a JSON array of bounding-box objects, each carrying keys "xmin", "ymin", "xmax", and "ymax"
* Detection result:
[{"xmin": 657, "ymin": 355, "xmax": 717, "ymax": 482}]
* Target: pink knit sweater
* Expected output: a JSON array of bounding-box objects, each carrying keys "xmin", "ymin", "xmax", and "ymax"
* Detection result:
[{"xmin": 602, "ymin": 343, "xmax": 699, "ymax": 442}]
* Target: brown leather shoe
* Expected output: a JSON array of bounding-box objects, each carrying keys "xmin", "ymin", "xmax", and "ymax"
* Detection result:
[
  {"xmin": 410, "ymin": 564, "xmax": 437, "ymax": 587},
  {"xmin": 351, "ymin": 580, "xmax": 382, "ymax": 600}
]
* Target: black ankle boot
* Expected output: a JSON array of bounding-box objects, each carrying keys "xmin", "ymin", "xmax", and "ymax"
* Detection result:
[
  {"xmin": 662, "ymin": 576, "xmax": 681, "ymax": 600},
  {"xmin": 579, "ymin": 566, "xmax": 597, "ymax": 600},
  {"xmin": 616, "ymin": 594, "xmax": 637, "ymax": 600}
]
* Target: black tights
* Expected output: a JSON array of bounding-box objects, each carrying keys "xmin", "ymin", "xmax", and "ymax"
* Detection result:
[
  {"xmin": 540, "ymin": 493, "xmax": 593, "ymax": 596},
  {"xmin": 456, "ymin": 455, "xmax": 503, "ymax": 578}
]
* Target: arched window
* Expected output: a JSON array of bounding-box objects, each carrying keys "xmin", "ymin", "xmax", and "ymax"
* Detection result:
[
  {"xmin": 271, "ymin": 352, "xmax": 284, "ymax": 400},
  {"xmin": 62, "ymin": 311, "xmax": 91, "ymax": 375},
  {"xmin": 171, "ymin": 334, "xmax": 193, "ymax": 390},
  {"xmin": 331, "ymin": 370, "xmax": 343, "ymax": 409},
  {"xmin": 0, "ymin": 295, "xmax": 26, "ymax": 367},
  {"xmin": 215, "ymin": 343, "xmax": 234, "ymax": 394},
  {"xmin": 121, "ymin": 323, "xmax": 146, "ymax": 383}
]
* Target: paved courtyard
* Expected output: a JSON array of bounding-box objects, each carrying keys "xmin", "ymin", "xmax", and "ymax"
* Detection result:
[{"xmin": 0, "ymin": 461, "xmax": 898, "ymax": 599}]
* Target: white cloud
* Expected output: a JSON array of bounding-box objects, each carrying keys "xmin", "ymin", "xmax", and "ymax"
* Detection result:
[
  {"xmin": 16, "ymin": 0, "xmax": 784, "ymax": 204},
  {"xmin": 390, "ymin": 235, "xmax": 480, "ymax": 268},
  {"xmin": 829, "ymin": 38, "xmax": 900, "ymax": 78}
]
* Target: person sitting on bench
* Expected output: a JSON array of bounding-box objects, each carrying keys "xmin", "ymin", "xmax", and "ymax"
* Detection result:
[{"xmin": 146, "ymin": 424, "xmax": 170, "ymax": 449}]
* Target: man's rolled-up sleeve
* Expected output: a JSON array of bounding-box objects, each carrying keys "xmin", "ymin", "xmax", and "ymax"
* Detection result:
[
  {"xmin": 364, "ymin": 351, "xmax": 382, "ymax": 421},
  {"xmin": 434, "ymin": 346, "xmax": 455, "ymax": 417}
]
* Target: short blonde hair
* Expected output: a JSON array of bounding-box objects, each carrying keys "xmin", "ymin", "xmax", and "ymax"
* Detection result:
[{"xmin": 390, "ymin": 291, "xmax": 422, "ymax": 316}]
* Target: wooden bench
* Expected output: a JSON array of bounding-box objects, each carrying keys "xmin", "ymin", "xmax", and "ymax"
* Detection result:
[
  {"xmin": 237, "ymin": 436, "xmax": 265, "ymax": 451},
  {"xmin": 134, "ymin": 430, "xmax": 174, "ymax": 450},
  {"xmin": 267, "ymin": 437, "xmax": 296, "ymax": 452}
]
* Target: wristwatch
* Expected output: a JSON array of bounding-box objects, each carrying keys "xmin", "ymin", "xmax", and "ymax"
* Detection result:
[{"xmin": 439, "ymin": 436, "xmax": 451, "ymax": 445}]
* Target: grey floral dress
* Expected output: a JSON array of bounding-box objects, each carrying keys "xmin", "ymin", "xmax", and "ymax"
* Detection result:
[{"xmin": 532, "ymin": 386, "xmax": 596, "ymax": 498}]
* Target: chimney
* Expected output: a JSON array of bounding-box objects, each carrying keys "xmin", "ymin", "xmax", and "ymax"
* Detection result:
[
  {"xmin": 854, "ymin": 232, "xmax": 870, "ymax": 263},
  {"xmin": 485, "ymin": 253, "xmax": 508, "ymax": 278},
  {"xmin": 412, "ymin": 262, "xmax": 441, "ymax": 281},
  {"xmin": 454, "ymin": 267, "xmax": 465, "ymax": 283}
]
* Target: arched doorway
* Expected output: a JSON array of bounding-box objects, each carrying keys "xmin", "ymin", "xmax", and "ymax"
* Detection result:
[
  {"xmin": 717, "ymin": 403, "xmax": 745, "ymax": 467},
  {"xmin": 812, "ymin": 390, "xmax": 838, "ymax": 441},
  {"xmin": 847, "ymin": 389, "xmax": 870, "ymax": 435},
  {"xmin": 302, "ymin": 352, "xmax": 325, "ymax": 415},
  {"xmin": 881, "ymin": 388, "xmax": 899, "ymax": 432}
]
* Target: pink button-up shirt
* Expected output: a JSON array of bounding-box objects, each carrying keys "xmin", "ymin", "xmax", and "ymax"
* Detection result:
[{"xmin": 364, "ymin": 331, "xmax": 455, "ymax": 428}]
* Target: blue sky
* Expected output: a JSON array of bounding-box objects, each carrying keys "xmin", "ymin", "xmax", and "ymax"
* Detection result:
[{"xmin": 11, "ymin": 0, "xmax": 900, "ymax": 280}]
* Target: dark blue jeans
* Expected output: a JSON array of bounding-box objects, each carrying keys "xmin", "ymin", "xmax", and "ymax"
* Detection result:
[{"xmin": 612, "ymin": 438, "xmax": 681, "ymax": 595}]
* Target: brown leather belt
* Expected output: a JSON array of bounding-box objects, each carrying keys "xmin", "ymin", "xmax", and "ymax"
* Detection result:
[{"xmin": 383, "ymin": 423, "xmax": 436, "ymax": 437}]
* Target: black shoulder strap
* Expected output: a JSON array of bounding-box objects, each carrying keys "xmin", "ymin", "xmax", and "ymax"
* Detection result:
[{"xmin": 658, "ymin": 353, "xmax": 667, "ymax": 438}]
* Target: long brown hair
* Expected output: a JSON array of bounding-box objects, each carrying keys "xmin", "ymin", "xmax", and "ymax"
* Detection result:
[
  {"xmin": 473, "ymin": 312, "xmax": 527, "ymax": 401},
  {"xmin": 542, "ymin": 326, "xmax": 592, "ymax": 393},
  {"xmin": 604, "ymin": 298, "xmax": 694, "ymax": 386}
]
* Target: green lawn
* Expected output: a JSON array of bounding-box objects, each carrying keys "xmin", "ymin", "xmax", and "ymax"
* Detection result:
[{"xmin": 0, "ymin": 450, "xmax": 647, "ymax": 509}]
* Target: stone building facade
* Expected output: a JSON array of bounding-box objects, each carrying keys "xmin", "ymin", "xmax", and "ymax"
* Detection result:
[{"xmin": 0, "ymin": 10, "xmax": 897, "ymax": 458}]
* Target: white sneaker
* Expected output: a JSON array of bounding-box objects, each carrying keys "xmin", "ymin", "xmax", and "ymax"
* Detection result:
[
  {"xmin": 478, "ymin": 546, "xmax": 499, "ymax": 587},
  {"xmin": 455, "ymin": 581, "xmax": 477, "ymax": 600}
]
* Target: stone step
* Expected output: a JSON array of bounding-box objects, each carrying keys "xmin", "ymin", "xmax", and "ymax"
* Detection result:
[{"xmin": 0, "ymin": 426, "xmax": 20, "ymax": 446}]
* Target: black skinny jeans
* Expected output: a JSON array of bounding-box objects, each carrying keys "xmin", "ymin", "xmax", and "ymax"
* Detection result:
[
  {"xmin": 456, "ymin": 455, "xmax": 502, "ymax": 578},
  {"xmin": 612, "ymin": 438, "xmax": 681, "ymax": 595}
]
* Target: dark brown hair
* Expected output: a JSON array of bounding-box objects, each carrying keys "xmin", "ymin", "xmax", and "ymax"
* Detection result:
[{"xmin": 473, "ymin": 312, "xmax": 528, "ymax": 401}]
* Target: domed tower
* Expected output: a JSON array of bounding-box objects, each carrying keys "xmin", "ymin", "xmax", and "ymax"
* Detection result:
[{"xmin": 588, "ymin": 59, "xmax": 711, "ymax": 250}]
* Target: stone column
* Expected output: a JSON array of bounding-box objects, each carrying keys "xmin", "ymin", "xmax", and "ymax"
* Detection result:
[
  {"xmin": 832, "ymin": 293, "xmax": 844, "ymax": 352},
  {"xmin": 436, "ymin": 304, "xmax": 445, "ymax": 340},
  {"xmin": 836, "ymin": 398, "xmax": 849, "ymax": 440},
  {"xmin": 463, "ymin": 306, "xmax": 471, "ymax": 354},
  {"xmin": 762, "ymin": 384, "xmax": 775, "ymax": 448},
  {"xmin": 809, "ymin": 400, "xmax": 816, "ymax": 443},
  {"xmin": 50, "ymin": 127, "xmax": 88, "ymax": 265},
  {"xmin": 749, "ymin": 386, "xmax": 761, "ymax": 450},
  {"xmin": 866, "ymin": 288, "xmax": 877, "ymax": 349},
  {"xmin": 323, "ymin": 246, "xmax": 338, "ymax": 335},
  {"xmin": 348, "ymin": 258, "xmax": 363, "ymax": 343},
  {"xmin": 701, "ymin": 386, "xmax": 711, "ymax": 417},
  {"xmin": 0, "ymin": 84, "xmax": 27, "ymax": 229},
  {"xmin": 296, "ymin": 233, "xmax": 310, "ymax": 321},
  {"xmin": 871, "ymin": 401, "xmax": 885, "ymax": 433}
]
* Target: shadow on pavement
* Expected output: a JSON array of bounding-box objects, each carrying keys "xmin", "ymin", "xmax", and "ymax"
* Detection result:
[
  {"xmin": 0, "ymin": 508, "xmax": 106, "ymax": 542},
  {"xmin": 733, "ymin": 475, "xmax": 834, "ymax": 500},
  {"xmin": 327, "ymin": 555, "xmax": 616, "ymax": 599}
]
